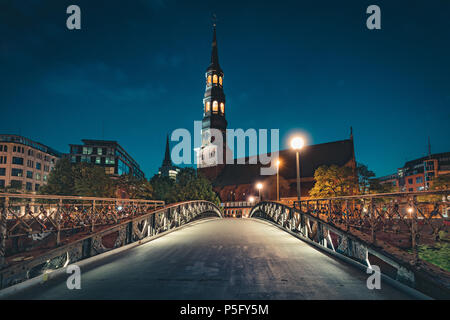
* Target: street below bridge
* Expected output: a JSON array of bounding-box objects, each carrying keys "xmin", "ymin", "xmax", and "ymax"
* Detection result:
[{"xmin": 8, "ymin": 218, "xmax": 412, "ymax": 299}]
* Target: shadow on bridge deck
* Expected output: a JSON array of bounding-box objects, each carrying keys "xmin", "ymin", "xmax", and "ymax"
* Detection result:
[{"xmin": 5, "ymin": 218, "xmax": 413, "ymax": 300}]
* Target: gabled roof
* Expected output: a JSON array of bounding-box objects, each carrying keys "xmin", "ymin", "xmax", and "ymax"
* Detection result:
[{"xmin": 213, "ymin": 139, "xmax": 355, "ymax": 187}]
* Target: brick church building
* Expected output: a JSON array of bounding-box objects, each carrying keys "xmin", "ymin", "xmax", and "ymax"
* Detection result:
[{"xmin": 196, "ymin": 25, "xmax": 357, "ymax": 204}]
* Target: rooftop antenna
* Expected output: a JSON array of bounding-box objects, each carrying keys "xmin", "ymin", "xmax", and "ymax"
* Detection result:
[
  {"xmin": 428, "ymin": 136, "xmax": 431, "ymax": 159},
  {"xmin": 212, "ymin": 13, "xmax": 217, "ymax": 27}
]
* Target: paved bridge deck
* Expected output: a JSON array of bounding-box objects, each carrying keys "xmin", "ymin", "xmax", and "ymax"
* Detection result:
[{"xmin": 7, "ymin": 218, "xmax": 412, "ymax": 299}]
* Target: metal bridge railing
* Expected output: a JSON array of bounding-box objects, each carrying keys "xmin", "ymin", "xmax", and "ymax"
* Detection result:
[
  {"xmin": 250, "ymin": 190, "xmax": 450, "ymax": 298},
  {"xmin": 0, "ymin": 193, "xmax": 165, "ymax": 266},
  {"xmin": 292, "ymin": 190, "xmax": 450, "ymax": 262}
]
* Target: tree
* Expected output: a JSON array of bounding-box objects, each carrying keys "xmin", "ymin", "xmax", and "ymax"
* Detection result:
[
  {"xmin": 367, "ymin": 178, "xmax": 395, "ymax": 194},
  {"xmin": 114, "ymin": 174, "xmax": 153, "ymax": 199},
  {"xmin": 150, "ymin": 174, "xmax": 175, "ymax": 203},
  {"xmin": 432, "ymin": 173, "xmax": 450, "ymax": 190},
  {"xmin": 40, "ymin": 159, "xmax": 114, "ymax": 197},
  {"xmin": 71, "ymin": 163, "xmax": 115, "ymax": 197},
  {"xmin": 309, "ymin": 165, "xmax": 357, "ymax": 198},
  {"xmin": 357, "ymin": 163, "xmax": 375, "ymax": 194},
  {"xmin": 150, "ymin": 168, "xmax": 220, "ymax": 205},
  {"xmin": 39, "ymin": 158, "xmax": 75, "ymax": 195}
]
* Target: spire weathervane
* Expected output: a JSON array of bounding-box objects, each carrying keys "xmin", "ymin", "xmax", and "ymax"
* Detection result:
[{"xmin": 212, "ymin": 13, "xmax": 217, "ymax": 27}]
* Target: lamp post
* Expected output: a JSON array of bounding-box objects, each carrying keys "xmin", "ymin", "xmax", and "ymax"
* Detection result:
[
  {"xmin": 290, "ymin": 137, "xmax": 305, "ymax": 202},
  {"xmin": 256, "ymin": 183, "xmax": 263, "ymax": 202},
  {"xmin": 276, "ymin": 159, "xmax": 281, "ymax": 202}
]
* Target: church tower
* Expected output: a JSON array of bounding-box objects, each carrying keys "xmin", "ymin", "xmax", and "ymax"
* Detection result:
[
  {"xmin": 197, "ymin": 23, "xmax": 229, "ymax": 179},
  {"xmin": 158, "ymin": 135, "xmax": 180, "ymax": 180}
]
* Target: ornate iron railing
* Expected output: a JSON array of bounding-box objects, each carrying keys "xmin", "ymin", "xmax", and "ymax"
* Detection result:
[
  {"xmin": 0, "ymin": 194, "xmax": 222, "ymax": 289},
  {"xmin": 0, "ymin": 193, "xmax": 165, "ymax": 267},
  {"xmin": 293, "ymin": 190, "xmax": 449, "ymax": 260},
  {"xmin": 249, "ymin": 190, "xmax": 450, "ymax": 299}
]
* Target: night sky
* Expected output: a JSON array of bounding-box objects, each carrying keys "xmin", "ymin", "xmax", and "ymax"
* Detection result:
[{"xmin": 1, "ymin": 0, "xmax": 449, "ymax": 178}]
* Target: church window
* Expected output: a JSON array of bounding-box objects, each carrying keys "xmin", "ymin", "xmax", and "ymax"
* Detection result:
[
  {"xmin": 219, "ymin": 76, "xmax": 223, "ymax": 86},
  {"xmin": 207, "ymin": 75, "xmax": 212, "ymax": 85},
  {"xmin": 220, "ymin": 102, "xmax": 225, "ymax": 114},
  {"xmin": 205, "ymin": 101, "xmax": 211, "ymax": 113},
  {"xmin": 213, "ymin": 74, "xmax": 218, "ymax": 84},
  {"xmin": 212, "ymin": 101, "xmax": 218, "ymax": 113}
]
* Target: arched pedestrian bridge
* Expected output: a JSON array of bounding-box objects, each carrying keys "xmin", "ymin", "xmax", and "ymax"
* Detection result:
[{"xmin": 1, "ymin": 191, "xmax": 449, "ymax": 299}]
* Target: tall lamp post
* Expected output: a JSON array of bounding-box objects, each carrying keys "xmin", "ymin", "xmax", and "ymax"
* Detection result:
[
  {"xmin": 256, "ymin": 183, "xmax": 263, "ymax": 202},
  {"xmin": 290, "ymin": 137, "xmax": 305, "ymax": 202},
  {"xmin": 276, "ymin": 160, "xmax": 281, "ymax": 202}
]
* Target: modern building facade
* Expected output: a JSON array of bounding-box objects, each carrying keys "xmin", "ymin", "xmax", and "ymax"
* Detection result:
[
  {"xmin": 379, "ymin": 152, "xmax": 450, "ymax": 192},
  {"xmin": 69, "ymin": 139, "xmax": 145, "ymax": 179},
  {"xmin": 196, "ymin": 25, "xmax": 357, "ymax": 207},
  {"xmin": 0, "ymin": 134, "xmax": 61, "ymax": 192},
  {"xmin": 158, "ymin": 135, "xmax": 180, "ymax": 180}
]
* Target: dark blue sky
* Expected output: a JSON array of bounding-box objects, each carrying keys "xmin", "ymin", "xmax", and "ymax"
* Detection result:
[{"xmin": 1, "ymin": 0, "xmax": 449, "ymax": 178}]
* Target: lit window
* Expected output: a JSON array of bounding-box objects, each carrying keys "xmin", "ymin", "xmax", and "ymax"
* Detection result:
[
  {"xmin": 213, "ymin": 74, "xmax": 218, "ymax": 84},
  {"xmin": 220, "ymin": 102, "xmax": 225, "ymax": 114},
  {"xmin": 212, "ymin": 101, "xmax": 218, "ymax": 113},
  {"xmin": 219, "ymin": 76, "xmax": 223, "ymax": 85},
  {"xmin": 205, "ymin": 101, "xmax": 210, "ymax": 113},
  {"xmin": 207, "ymin": 75, "xmax": 212, "ymax": 85}
]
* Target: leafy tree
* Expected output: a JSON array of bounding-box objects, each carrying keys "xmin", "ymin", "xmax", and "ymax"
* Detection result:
[
  {"xmin": 39, "ymin": 158, "xmax": 75, "ymax": 195},
  {"xmin": 357, "ymin": 163, "xmax": 375, "ymax": 194},
  {"xmin": 149, "ymin": 174, "xmax": 175, "ymax": 202},
  {"xmin": 432, "ymin": 173, "xmax": 450, "ymax": 190},
  {"xmin": 309, "ymin": 164, "xmax": 357, "ymax": 198},
  {"xmin": 41, "ymin": 159, "xmax": 114, "ymax": 197},
  {"xmin": 150, "ymin": 168, "xmax": 220, "ymax": 205},
  {"xmin": 72, "ymin": 163, "xmax": 115, "ymax": 197},
  {"xmin": 367, "ymin": 178, "xmax": 395, "ymax": 194},
  {"xmin": 114, "ymin": 174, "xmax": 153, "ymax": 199}
]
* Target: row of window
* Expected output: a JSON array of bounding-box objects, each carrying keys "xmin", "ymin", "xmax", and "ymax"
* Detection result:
[
  {"xmin": 13, "ymin": 145, "xmax": 25, "ymax": 153},
  {"xmin": 206, "ymin": 74, "xmax": 223, "ymax": 86},
  {"xmin": 0, "ymin": 179, "xmax": 40, "ymax": 191},
  {"xmin": 0, "ymin": 168, "xmax": 47, "ymax": 181},
  {"xmin": 71, "ymin": 155, "xmax": 115, "ymax": 165},
  {"xmin": 204, "ymin": 101, "xmax": 225, "ymax": 114},
  {"xmin": 0, "ymin": 144, "xmax": 56, "ymax": 163},
  {"xmin": 407, "ymin": 177, "xmax": 423, "ymax": 185},
  {"xmin": 4, "ymin": 156, "xmax": 50, "ymax": 171}
]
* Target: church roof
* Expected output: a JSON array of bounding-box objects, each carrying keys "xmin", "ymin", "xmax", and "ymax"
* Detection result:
[
  {"xmin": 162, "ymin": 134, "xmax": 172, "ymax": 167},
  {"xmin": 212, "ymin": 139, "xmax": 355, "ymax": 187},
  {"xmin": 206, "ymin": 26, "xmax": 222, "ymax": 73}
]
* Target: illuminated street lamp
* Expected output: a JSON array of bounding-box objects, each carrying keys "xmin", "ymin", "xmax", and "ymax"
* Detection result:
[
  {"xmin": 248, "ymin": 196, "xmax": 255, "ymax": 204},
  {"xmin": 290, "ymin": 136, "xmax": 305, "ymax": 202},
  {"xmin": 276, "ymin": 159, "xmax": 281, "ymax": 202},
  {"xmin": 407, "ymin": 207, "xmax": 414, "ymax": 218},
  {"xmin": 256, "ymin": 183, "xmax": 263, "ymax": 201}
]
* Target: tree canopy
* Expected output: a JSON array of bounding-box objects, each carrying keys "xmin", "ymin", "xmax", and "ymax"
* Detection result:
[
  {"xmin": 431, "ymin": 173, "xmax": 450, "ymax": 190},
  {"xmin": 309, "ymin": 164, "xmax": 357, "ymax": 198},
  {"xmin": 150, "ymin": 168, "xmax": 220, "ymax": 205},
  {"xmin": 40, "ymin": 158, "xmax": 151, "ymax": 199}
]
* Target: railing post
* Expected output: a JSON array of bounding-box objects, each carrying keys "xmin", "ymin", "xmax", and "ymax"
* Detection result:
[
  {"xmin": 370, "ymin": 198, "xmax": 376, "ymax": 244},
  {"xmin": 56, "ymin": 199, "xmax": 62, "ymax": 246},
  {"xmin": 0, "ymin": 196, "xmax": 8, "ymax": 268},
  {"xmin": 91, "ymin": 200, "xmax": 96, "ymax": 233},
  {"xmin": 410, "ymin": 196, "xmax": 419, "ymax": 265}
]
